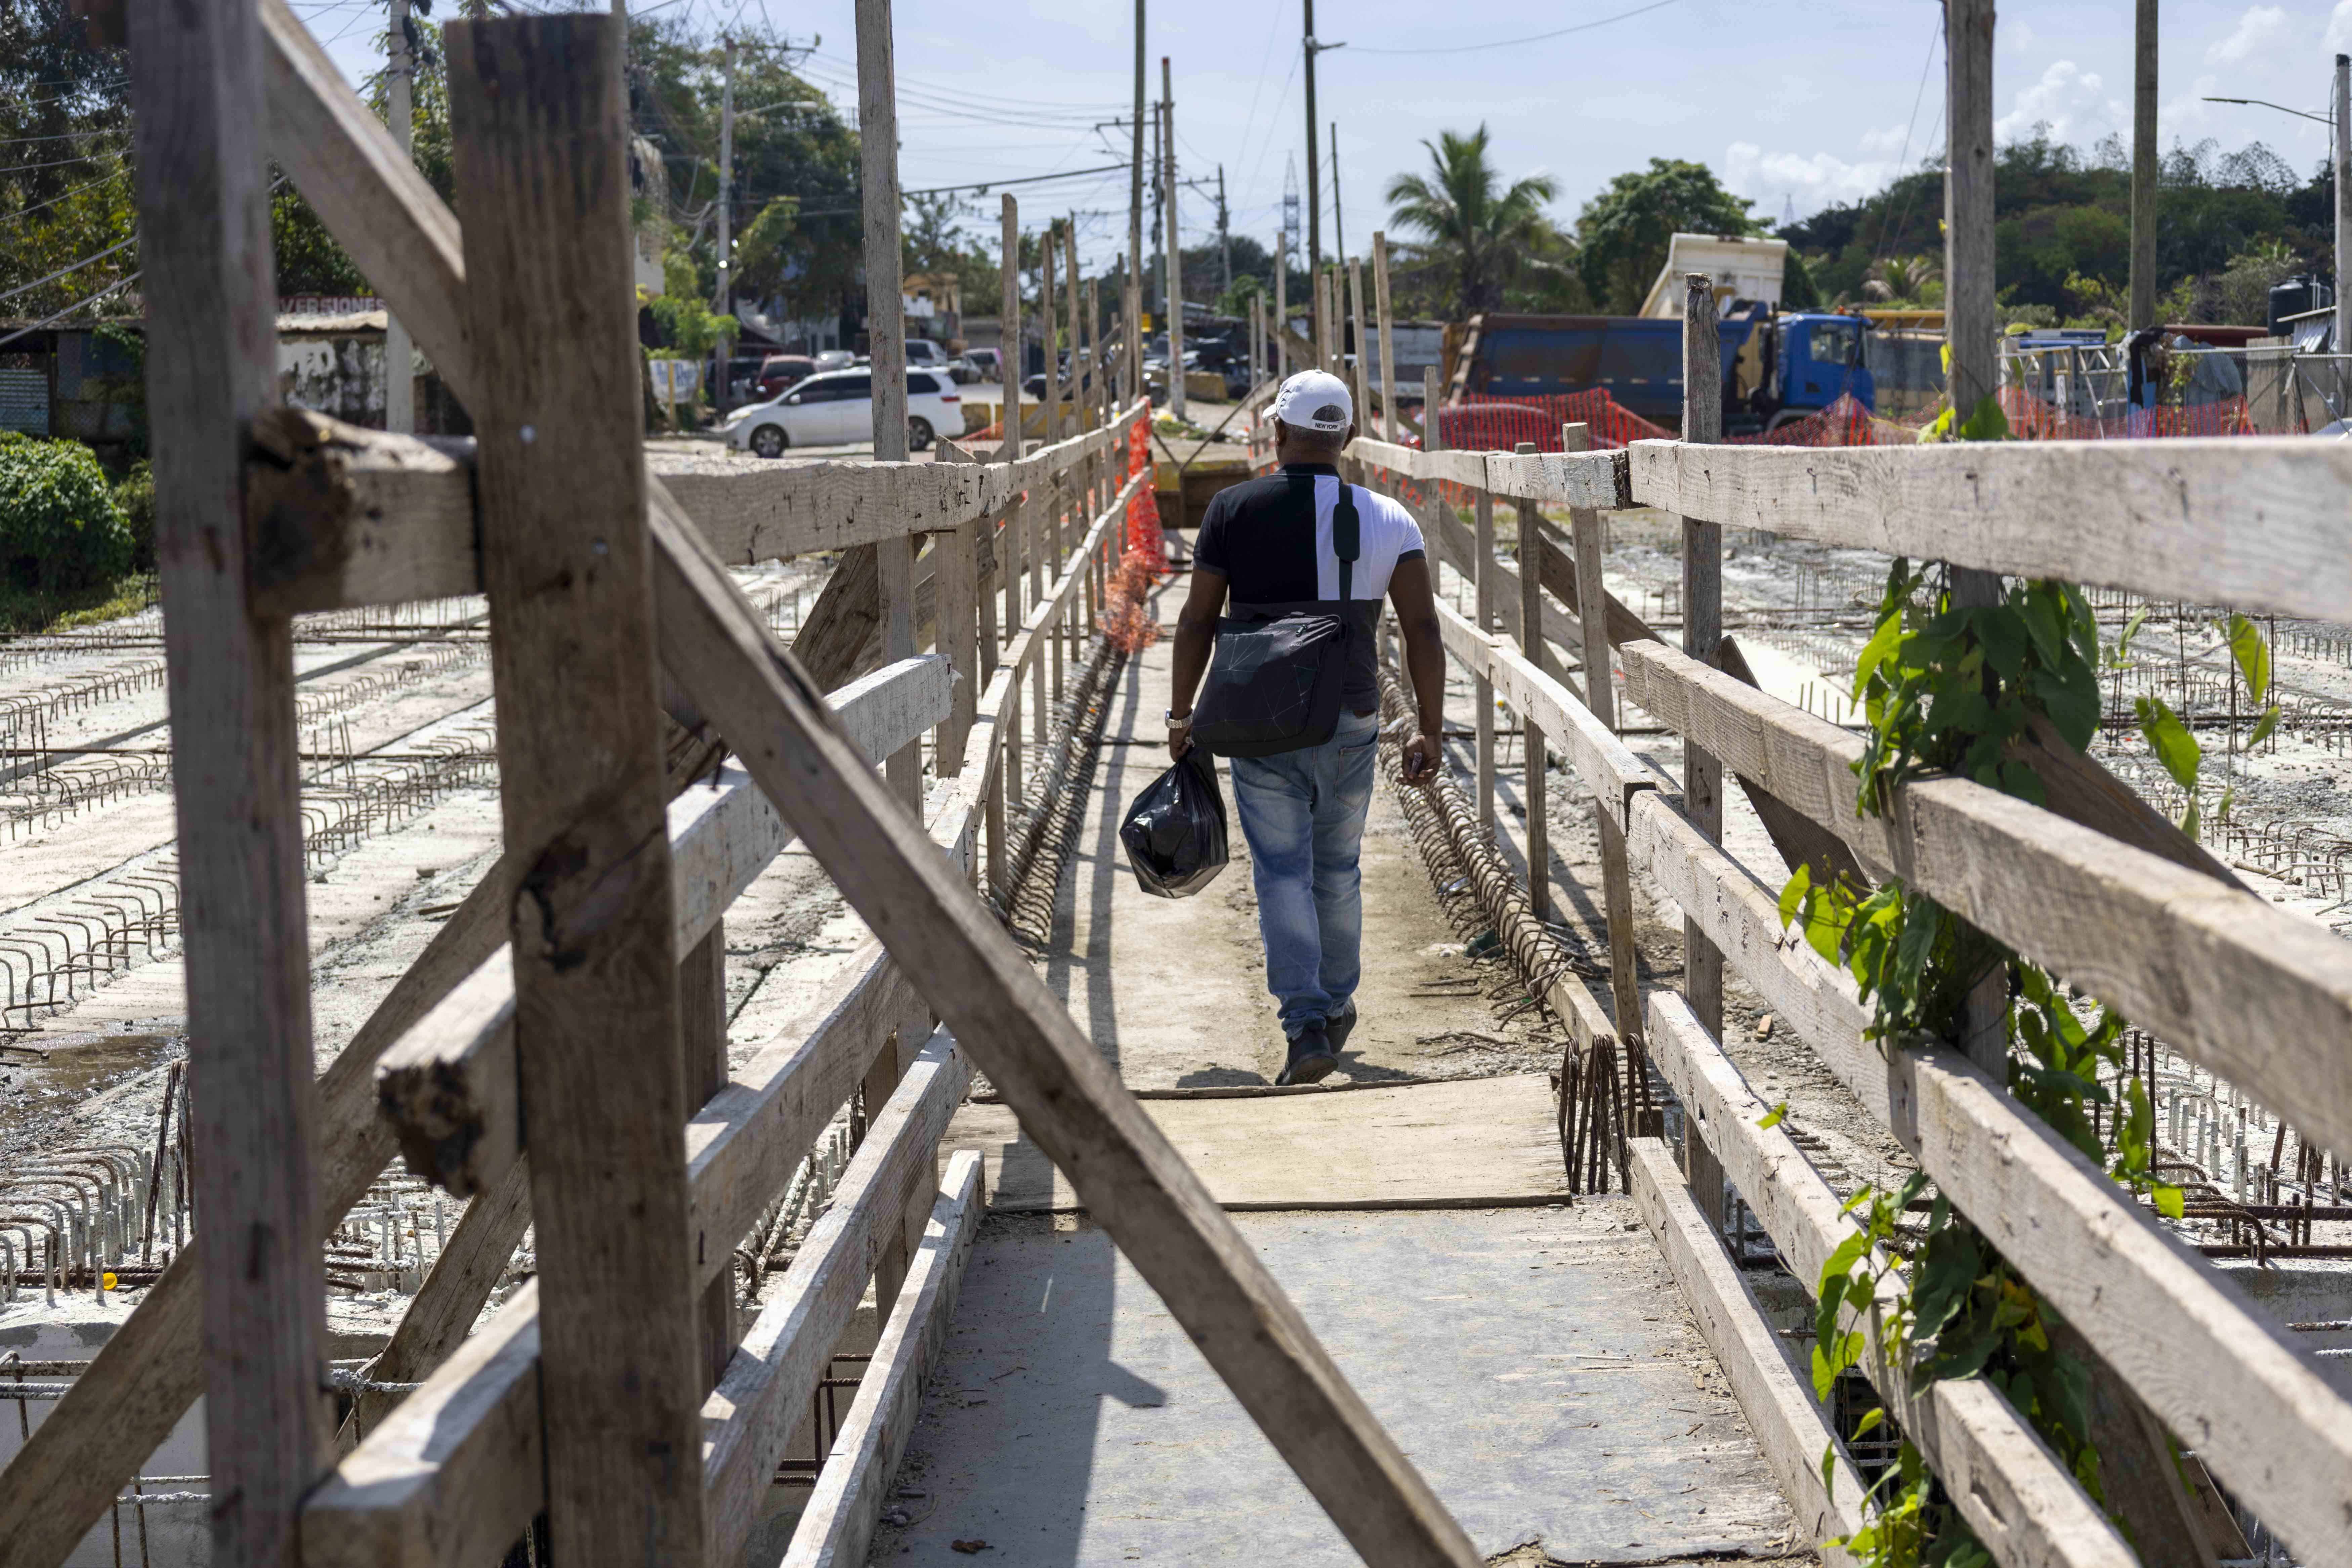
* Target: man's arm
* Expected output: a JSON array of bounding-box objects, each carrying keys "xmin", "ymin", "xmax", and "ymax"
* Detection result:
[
  {"xmin": 1166, "ymin": 565, "xmax": 1228, "ymax": 759},
  {"xmin": 1385, "ymin": 556, "xmax": 1446, "ymax": 787}
]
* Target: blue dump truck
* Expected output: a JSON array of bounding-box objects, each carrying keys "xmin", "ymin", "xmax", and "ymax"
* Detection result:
[{"xmin": 1459, "ymin": 303, "xmax": 1876, "ymax": 435}]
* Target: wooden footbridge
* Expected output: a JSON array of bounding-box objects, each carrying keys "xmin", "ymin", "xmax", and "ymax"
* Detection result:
[{"xmin": 7, "ymin": 1, "xmax": 2352, "ymax": 1565}]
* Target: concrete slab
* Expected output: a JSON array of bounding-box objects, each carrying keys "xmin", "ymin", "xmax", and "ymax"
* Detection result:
[
  {"xmin": 870, "ymin": 1204, "xmax": 1796, "ymax": 1566},
  {"xmin": 942, "ymin": 1074, "xmax": 1568, "ymax": 1212}
]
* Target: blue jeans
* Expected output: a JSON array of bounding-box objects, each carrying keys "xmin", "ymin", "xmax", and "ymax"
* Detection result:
[{"xmin": 1227, "ymin": 709, "xmax": 1382, "ymax": 1040}]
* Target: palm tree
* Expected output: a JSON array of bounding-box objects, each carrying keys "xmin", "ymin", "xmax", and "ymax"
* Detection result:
[{"xmin": 1383, "ymin": 125, "xmax": 1559, "ymax": 321}]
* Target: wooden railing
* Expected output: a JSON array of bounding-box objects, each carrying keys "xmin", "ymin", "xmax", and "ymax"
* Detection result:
[
  {"xmin": 1329, "ymin": 390, "xmax": 2352, "ymax": 1564},
  {"xmin": 0, "ymin": 6, "xmax": 1493, "ymax": 1568}
]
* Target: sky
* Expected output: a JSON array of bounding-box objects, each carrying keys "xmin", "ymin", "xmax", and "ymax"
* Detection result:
[{"xmin": 303, "ymin": 0, "xmax": 2352, "ymax": 276}]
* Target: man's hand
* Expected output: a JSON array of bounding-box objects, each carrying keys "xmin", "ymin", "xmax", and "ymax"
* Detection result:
[
  {"xmin": 1399, "ymin": 731, "xmax": 1440, "ymax": 788},
  {"xmin": 1168, "ymin": 715, "xmax": 1194, "ymax": 762}
]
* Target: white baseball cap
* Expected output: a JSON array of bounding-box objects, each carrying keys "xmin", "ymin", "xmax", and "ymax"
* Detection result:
[{"xmin": 1270, "ymin": 370, "xmax": 1354, "ymax": 434}]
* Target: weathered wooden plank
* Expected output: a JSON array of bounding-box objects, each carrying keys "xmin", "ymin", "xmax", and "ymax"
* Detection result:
[
  {"xmin": 303, "ymin": 1025, "xmax": 967, "ymax": 1568},
  {"xmin": 1422, "ymin": 490, "xmax": 1585, "ymax": 670},
  {"xmin": 447, "ymin": 20, "xmax": 706, "ymax": 1560},
  {"xmin": 1626, "ymin": 437, "xmax": 2352, "ymax": 625},
  {"xmin": 374, "ymin": 655, "xmax": 954, "ymax": 1196},
  {"xmin": 302, "ymin": 1280, "xmax": 546, "ymax": 1568},
  {"xmin": 1643, "ymin": 993, "xmax": 2135, "ymax": 1568},
  {"xmin": 1479, "ymin": 446, "xmax": 1631, "ymax": 510},
  {"xmin": 1626, "ymin": 1138, "xmax": 1866, "ymax": 1563},
  {"xmin": 643, "ymin": 478, "xmax": 1483, "ymax": 1567},
  {"xmin": 1617, "ymin": 637, "xmax": 2352, "ymax": 1167},
  {"xmin": 1678, "ymin": 276, "xmax": 1726, "ymax": 1044},
  {"xmin": 1890, "ymin": 1037, "xmax": 2352, "ymax": 1564},
  {"xmin": 778, "ymin": 1150, "xmax": 986, "ymax": 1568},
  {"xmin": 127, "ymin": 0, "xmax": 335, "ymax": 1558},
  {"xmin": 1432, "ymin": 601, "xmax": 1651, "ymax": 831}
]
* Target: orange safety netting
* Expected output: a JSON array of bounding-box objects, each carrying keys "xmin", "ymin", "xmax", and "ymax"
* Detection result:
[
  {"xmin": 1994, "ymin": 388, "xmax": 2261, "ymax": 440},
  {"xmin": 1099, "ymin": 416, "xmax": 1166, "ymax": 654}
]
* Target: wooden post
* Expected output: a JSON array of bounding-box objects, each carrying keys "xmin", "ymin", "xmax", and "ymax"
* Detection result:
[
  {"xmin": 1513, "ymin": 442, "xmax": 1548, "ymax": 921},
  {"xmin": 125, "ymin": 0, "xmax": 334, "ymax": 1554},
  {"xmin": 1473, "ymin": 486, "xmax": 1496, "ymax": 836},
  {"xmin": 1274, "ymin": 244, "xmax": 1289, "ymax": 380},
  {"xmin": 937, "ymin": 485, "xmax": 981, "ymax": 778},
  {"xmin": 446, "ymin": 15, "xmax": 707, "ymax": 1563},
  {"xmin": 1347, "ymin": 257, "xmax": 1370, "ymax": 429},
  {"xmin": 2128, "ymin": 0, "xmax": 2157, "ymax": 333},
  {"xmin": 681, "ymin": 923, "xmax": 734, "ymax": 1389},
  {"xmin": 857, "ymin": 0, "xmax": 920, "ymax": 811},
  {"xmin": 1565, "ymin": 422, "xmax": 1643, "ymax": 1060},
  {"xmin": 1042, "ymin": 218, "xmax": 1061, "ymax": 446},
  {"xmin": 1945, "ymin": 0, "xmax": 2008, "ymax": 1075},
  {"xmin": 1372, "ymin": 230, "xmax": 1396, "ymax": 443},
  {"xmin": 1064, "ymin": 219, "xmax": 1083, "ymax": 432},
  {"xmin": 1678, "ymin": 273, "xmax": 1724, "ymax": 1045},
  {"xmin": 1421, "ymin": 364, "xmax": 1440, "ymax": 453},
  {"xmin": 1000, "ymin": 193, "xmax": 1022, "ymax": 462},
  {"xmin": 1161, "ymin": 65, "xmax": 1185, "ymax": 421}
]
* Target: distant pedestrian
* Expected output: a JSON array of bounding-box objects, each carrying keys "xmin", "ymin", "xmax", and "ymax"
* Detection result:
[{"xmin": 1165, "ymin": 371, "xmax": 1450, "ymax": 1085}]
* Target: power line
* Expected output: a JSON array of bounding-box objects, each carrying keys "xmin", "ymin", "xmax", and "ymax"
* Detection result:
[
  {"xmin": 1345, "ymin": 0, "xmax": 1678, "ymax": 55},
  {"xmin": 2, "ymin": 143, "xmax": 132, "ymax": 175},
  {"xmin": 0, "ymin": 269, "xmax": 141, "ymax": 350},
  {"xmin": 0, "ymin": 165, "xmax": 129, "ymax": 229},
  {"xmin": 0, "ymin": 232, "xmax": 135, "ymax": 308}
]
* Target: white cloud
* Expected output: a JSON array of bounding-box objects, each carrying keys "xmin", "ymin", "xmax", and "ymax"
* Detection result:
[
  {"xmin": 1722, "ymin": 141, "xmax": 1897, "ymax": 209},
  {"xmin": 1577, "ymin": 93, "xmax": 1701, "ymax": 129},
  {"xmin": 1994, "ymin": 60, "xmax": 2127, "ymax": 145},
  {"xmin": 1022, "ymin": 0, "xmax": 1123, "ymax": 45},
  {"xmin": 2324, "ymin": 0, "xmax": 2352, "ymax": 54},
  {"xmin": 2005, "ymin": 20, "xmax": 2038, "ymax": 55},
  {"xmin": 2209, "ymin": 5, "xmax": 2292, "ymax": 64}
]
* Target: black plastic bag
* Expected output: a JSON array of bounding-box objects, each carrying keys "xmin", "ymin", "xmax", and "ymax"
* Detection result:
[{"xmin": 1119, "ymin": 750, "xmax": 1228, "ymax": 899}]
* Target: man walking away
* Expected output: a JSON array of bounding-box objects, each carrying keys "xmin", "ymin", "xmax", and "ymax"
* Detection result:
[{"xmin": 1166, "ymin": 370, "xmax": 1450, "ymax": 1085}]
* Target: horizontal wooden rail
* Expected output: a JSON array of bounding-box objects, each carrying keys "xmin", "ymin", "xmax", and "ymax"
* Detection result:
[
  {"xmin": 1347, "ymin": 435, "xmax": 1628, "ymax": 510},
  {"xmin": 1625, "ymin": 1137, "xmax": 1868, "ymax": 1564},
  {"xmin": 373, "ymin": 654, "xmax": 955, "ymax": 1194},
  {"xmin": 1430, "ymin": 600, "xmax": 1651, "ymax": 831},
  {"xmin": 1628, "ymin": 437, "xmax": 2352, "ymax": 625},
  {"xmin": 779, "ymin": 1149, "xmax": 988, "ymax": 1568},
  {"xmin": 1619, "ymin": 644, "xmax": 2352, "ymax": 1560},
  {"xmin": 301, "ymin": 1028, "xmax": 970, "ymax": 1567},
  {"xmin": 246, "ymin": 406, "xmax": 1141, "ymax": 616},
  {"xmin": 1616, "ymin": 637, "xmax": 2352, "ymax": 1163},
  {"xmin": 1643, "ymin": 993, "xmax": 2136, "ymax": 1568}
]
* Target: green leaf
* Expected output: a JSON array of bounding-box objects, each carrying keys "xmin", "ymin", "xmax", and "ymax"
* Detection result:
[
  {"xmin": 2249, "ymin": 704, "xmax": 2281, "ymax": 748},
  {"xmin": 2226, "ymin": 612, "xmax": 2271, "ymax": 705},
  {"xmin": 1757, "ymin": 1101, "xmax": 1789, "ymax": 1130},
  {"xmin": 1777, "ymin": 864, "xmax": 1812, "ymax": 931},
  {"xmin": 1821, "ymin": 1440, "xmax": 1838, "ymax": 1500},
  {"xmin": 2153, "ymin": 1183, "xmax": 2185, "ymax": 1220},
  {"xmin": 2180, "ymin": 793, "xmax": 2201, "ymax": 843},
  {"xmin": 1811, "ymin": 1342, "xmax": 1839, "ymax": 1402},
  {"xmin": 2115, "ymin": 604, "xmax": 2149, "ymax": 662},
  {"xmin": 1959, "ymin": 393, "xmax": 2011, "ymax": 441},
  {"xmin": 1852, "ymin": 1407, "xmax": 1884, "ymax": 1438},
  {"xmin": 2134, "ymin": 695, "xmax": 2202, "ymax": 793}
]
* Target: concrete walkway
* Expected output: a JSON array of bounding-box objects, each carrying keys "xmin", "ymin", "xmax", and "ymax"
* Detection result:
[{"xmin": 906, "ymin": 576, "xmax": 1802, "ymax": 1567}]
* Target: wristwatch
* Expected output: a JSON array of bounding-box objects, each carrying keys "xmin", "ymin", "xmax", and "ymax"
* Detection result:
[{"xmin": 1164, "ymin": 709, "xmax": 1192, "ymax": 727}]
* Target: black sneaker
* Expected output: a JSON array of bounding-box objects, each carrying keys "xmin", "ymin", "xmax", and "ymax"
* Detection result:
[
  {"xmin": 1325, "ymin": 1001, "xmax": 1358, "ymax": 1056},
  {"xmin": 1277, "ymin": 1025, "xmax": 1338, "ymax": 1086}
]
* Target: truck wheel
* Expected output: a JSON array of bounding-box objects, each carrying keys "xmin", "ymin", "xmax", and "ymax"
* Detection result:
[{"xmin": 751, "ymin": 424, "xmax": 788, "ymax": 459}]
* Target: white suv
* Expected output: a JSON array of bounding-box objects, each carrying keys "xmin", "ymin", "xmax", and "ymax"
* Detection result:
[{"xmin": 725, "ymin": 368, "xmax": 962, "ymax": 457}]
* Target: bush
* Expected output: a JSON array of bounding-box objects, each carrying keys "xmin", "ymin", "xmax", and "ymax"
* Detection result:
[
  {"xmin": 0, "ymin": 436, "xmax": 135, "ymax": 592},
  {"xmin": 112, "ymin": 459, "xmax": 155, "ymax": 570}
]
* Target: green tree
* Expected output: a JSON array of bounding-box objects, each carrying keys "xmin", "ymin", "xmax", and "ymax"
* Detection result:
[
  {"xmin": 1382, "ymin": 125, "xmax": 1560, "ymax": 320},
  {"xmin": 1573, "ymin": 157, "xmax": 1760, "ymax": 314}
]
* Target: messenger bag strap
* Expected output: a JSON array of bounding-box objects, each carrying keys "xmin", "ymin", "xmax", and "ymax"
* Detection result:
[{"xmin": 1333, "ymin": 478, "xmax": 1360, "ymax": 602}]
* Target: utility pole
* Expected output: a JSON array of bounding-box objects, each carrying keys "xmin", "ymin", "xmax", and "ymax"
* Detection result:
[
  {"xmin": 1217, "ymin": 163, "xmax": 1231, "ymax": 297},
  {"xmin": 384, "ymin": 0, "xmax": 414, "ymax": 433},
  {"xmin": 1148, "ymin": 91, "xmax": 1164, "ymax": 318},
  {"xmin": 1330, "ymin": 121, "xmax": 1344, "ymax": 270},
  {"xmin": 1129, "ymin": 0, "xmax": 1145, "ymax": 403},
  {"xmin": 715, "ymin": 33, "xmax": 735, "ymax": 412},
  {"xmin": 856, "ymin": 5, "xmax": 904, "ymax": 461},
  {"xmin": 2336, "ymin": 54, "xmax": 2350, "ymax": 379},
  {"xmin": 1303, "ymin": 0, "xmax": 1320, "ymax": 299},
  {"xmin": 2128, "ymin": 0, "xmax": 2156, "ymax": 331},
  {"xmin": 1163, "ymin": 58, "xmax": 1185, "ymax": 419},
  {"xmin": 1001, "ymin": 194, "xmax": 1022, "ymax": 461}
]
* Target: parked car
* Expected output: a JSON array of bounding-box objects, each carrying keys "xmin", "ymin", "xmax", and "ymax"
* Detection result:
[
  {"xmin": 753, "ymin": 354, "xmax": 817, "ymax": 400},
  {"xmin": 963, "ymin": 347, "xmax": 1003, "ymax": 382},
  {"xmin": 813, "ymin": 348, "xmax": 857, "ymax": 373},
  {"xmin": 948, "ymin": 354, "xmax": 984, "ymax": 384},
  {"xmin": 723, "ymin": 367, "xmax": 961, "ymax": 457},
  {"xmin": 905, "ymin": 339, "xmax": 952, "ymax": 372}
]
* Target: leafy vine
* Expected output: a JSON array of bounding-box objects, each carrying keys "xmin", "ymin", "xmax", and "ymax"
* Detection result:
[{"xmin": 1776, "ymin": 548, "xmax": 2214, "ymax": 1565}]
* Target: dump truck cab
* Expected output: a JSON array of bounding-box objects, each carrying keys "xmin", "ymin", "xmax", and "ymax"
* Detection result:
[{"xmin": 1721, "ymin": 306, "xmax": 1874, "ymax": 435}]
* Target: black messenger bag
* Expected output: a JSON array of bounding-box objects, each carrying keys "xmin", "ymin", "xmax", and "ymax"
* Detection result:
[{"xmin": 1189, "ymin": 475, "xmax": 1361, "ymax": 759}]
